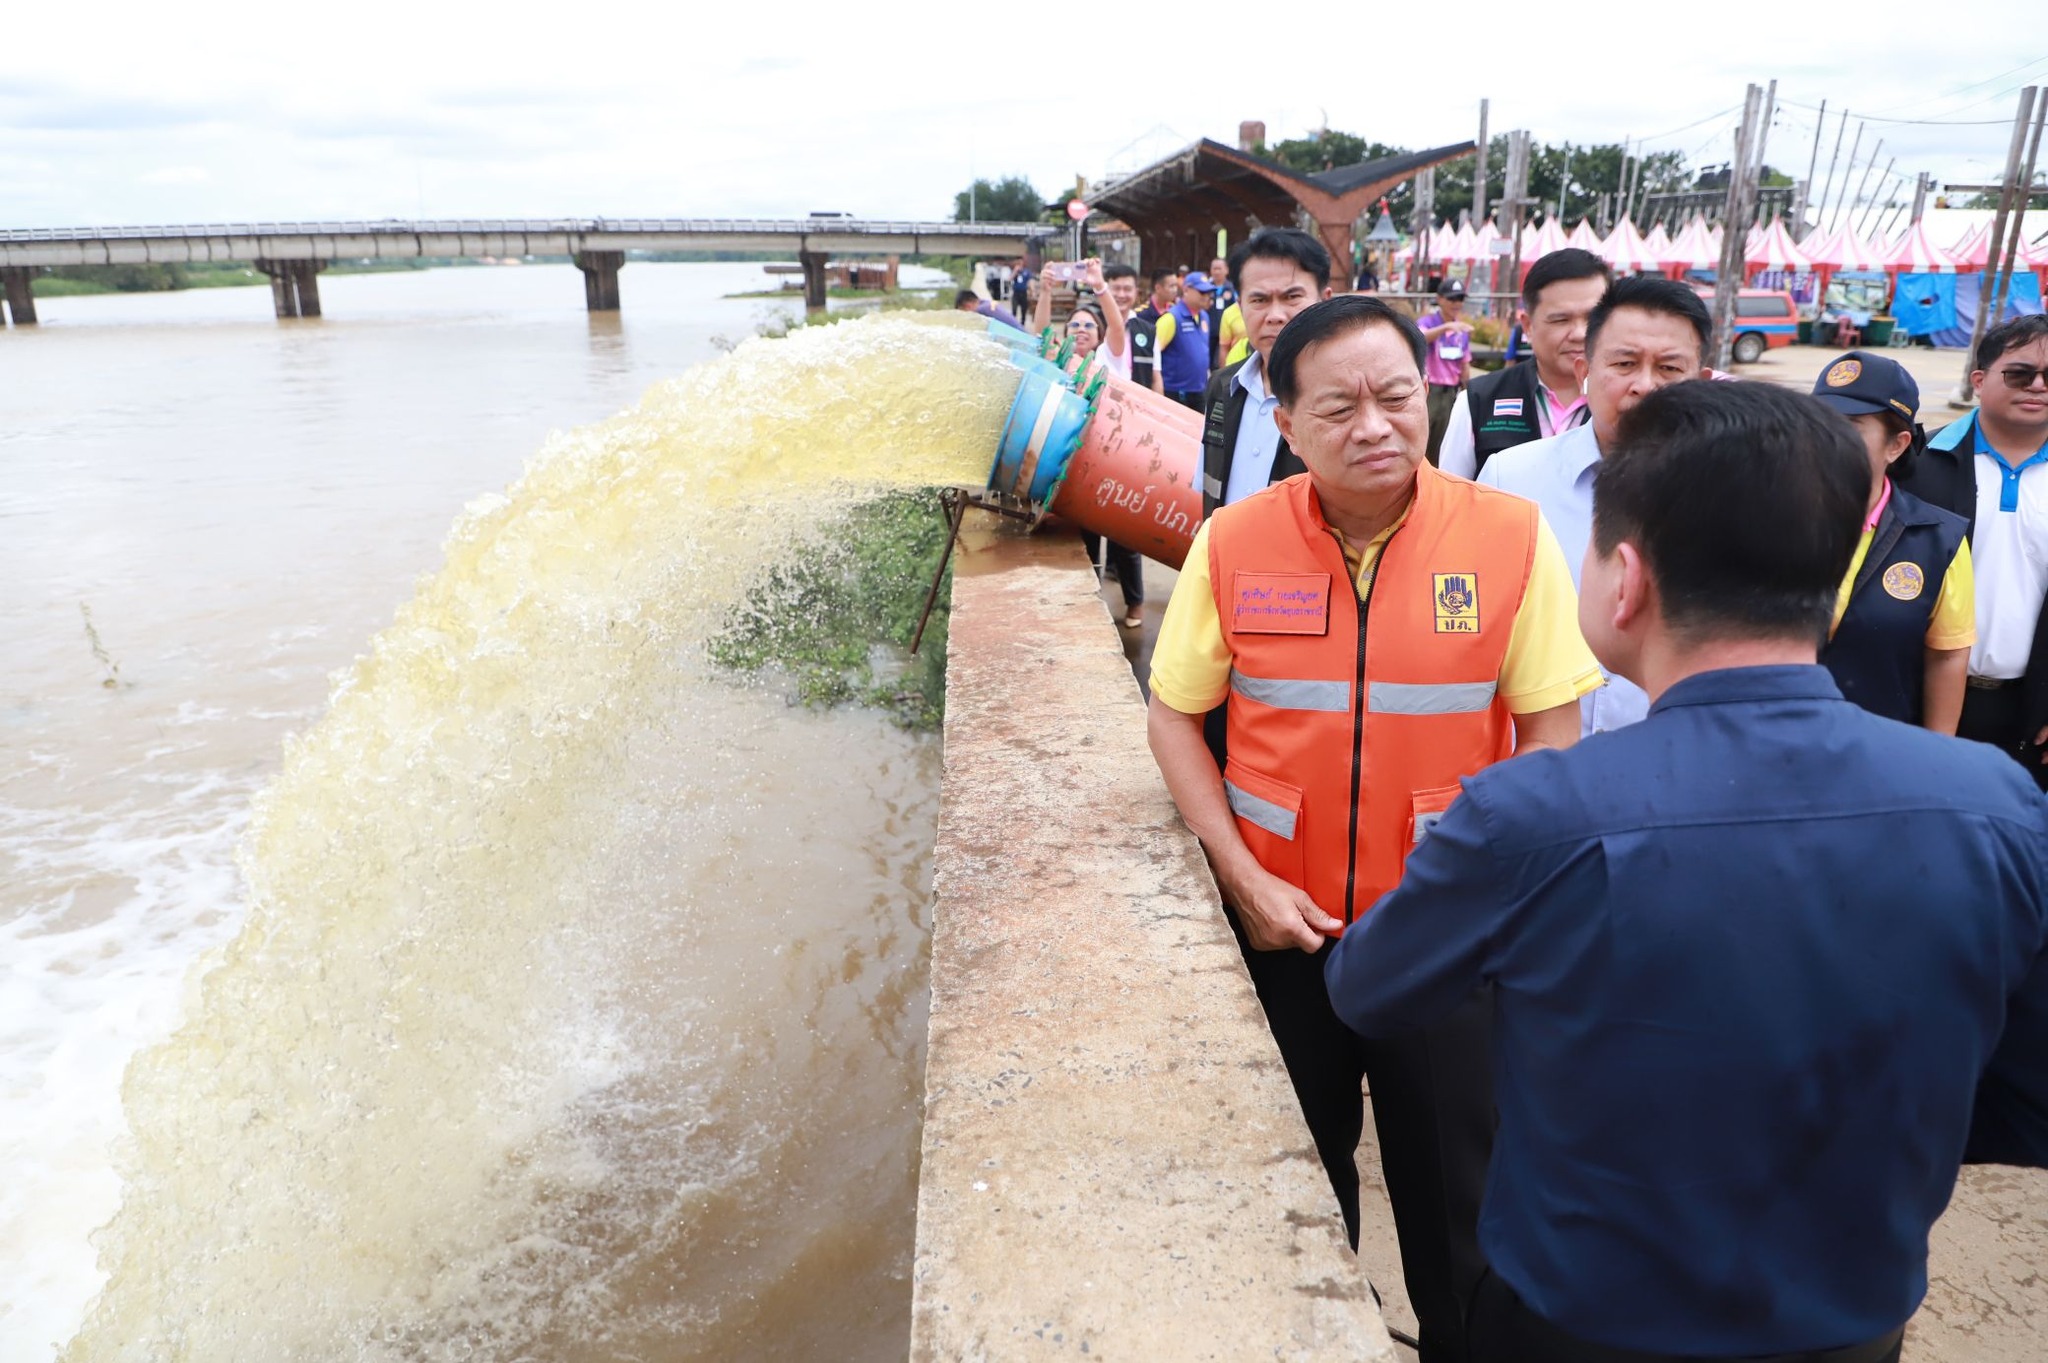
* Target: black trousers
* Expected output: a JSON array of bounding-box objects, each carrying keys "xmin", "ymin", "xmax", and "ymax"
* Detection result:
[
  {"xmin": 1167, "ymin": 388, "xmax": 1205, "ymax": 410},
  {"xmin": 1226, "ymin": 907, "xmax": 1494, "ymax": 1363},
  {"xmin": 1080, "ymin": 531, "xmax": 1144, "ymax": 611},
  {"xmin": 1959, "ymin": 682, "xmax": 2048, "ymax": 789},
  {"xmin": 1468, "ymin": 1268, "xmax": 1905, "ymax": 1363}
]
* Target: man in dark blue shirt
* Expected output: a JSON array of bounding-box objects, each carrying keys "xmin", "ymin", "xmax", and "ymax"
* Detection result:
[{"xmin": 1326, "ymin": 380, "xmax": 2048, "ymax": 1363}]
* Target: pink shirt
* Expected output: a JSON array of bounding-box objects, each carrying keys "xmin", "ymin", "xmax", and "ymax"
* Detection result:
[{"xmin": 1418, "ymin": 311, "xmax": 1469, "ymax": 387}]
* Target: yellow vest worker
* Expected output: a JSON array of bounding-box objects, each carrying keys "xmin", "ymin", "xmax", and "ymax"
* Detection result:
[{"xmin": 1146, "ymin": 296, "xmax": 1599, "ymax": 1360}]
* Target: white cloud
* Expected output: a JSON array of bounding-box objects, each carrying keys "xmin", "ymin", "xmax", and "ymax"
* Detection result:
[{"xmin": 0, "ymin": 0, "xmax": 2042, "ymax": 227}]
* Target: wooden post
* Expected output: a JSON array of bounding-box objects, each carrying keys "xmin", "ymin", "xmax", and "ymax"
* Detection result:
[
  {"xmin": 1472, "ymin": 99, "xmax": 1490, "ymax": 227},
  {"xmin": 1955, "ymin": 87, "xmax": 2038, "ymax": 405},
  {"xmin": 1844, "ymin": 138, "xmax": 1886, "ymax": 235},
  {"xmin": 1815, "ymin": 109, "xmax": 1849, "ymax": 236},
  {"xmin": 1, "ymin": 266, "xmax": 38, "ymax": 325},
  {"xmin": 1793, "ymin": 98, "xmax": 1827, "ymax": 238},
  {"xmin": 1828, "ymin": 124, "xmax": 1865, "ymax": 231},
  {"xmin": 1412, "ymin": 167, "xmax": 1436, "ymax": 291},
  {"xmin": 1711, "ymin": 84, "xmax": 1763, "ymax": 371},
  {"xmin": 1990, "ymin": 91, "xmax": 2047, "ymax": 335},
  {"xmin": 1856, "ymin": 158, "xmax": 1898, "ymax": 236}
]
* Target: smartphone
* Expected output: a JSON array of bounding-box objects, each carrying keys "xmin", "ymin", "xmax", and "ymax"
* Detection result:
[{"xmin": 1046, "ymin": 262, "xmax": 1086, "ymax": 283}]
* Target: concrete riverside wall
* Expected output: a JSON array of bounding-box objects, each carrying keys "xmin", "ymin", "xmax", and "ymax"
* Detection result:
[{"xmin": 912, "ymin": 522, "xmax": 1394, "ymax": 1363}]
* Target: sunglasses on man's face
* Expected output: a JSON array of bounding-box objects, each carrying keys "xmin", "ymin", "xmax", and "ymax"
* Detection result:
[{"xmin": 1991, "ymin": 364, "xmax": 2048, "ymax": 391}]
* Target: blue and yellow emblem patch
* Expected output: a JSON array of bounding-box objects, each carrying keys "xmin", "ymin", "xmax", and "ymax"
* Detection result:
[{"xmin": 1433, "ymin": 573, "xmax": 1480, "ymax": 633}]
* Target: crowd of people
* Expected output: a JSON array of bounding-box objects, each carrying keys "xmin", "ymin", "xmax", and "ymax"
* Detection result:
[{"xmin": 1083, "ymin": 224, "xmax": 2048, "ymax": 1363}]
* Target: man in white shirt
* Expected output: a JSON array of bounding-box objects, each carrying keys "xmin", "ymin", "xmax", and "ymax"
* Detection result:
[
  {"xmin": 1440, "ymin": 249, "xmax": 1611, "ymax": 480},
  {"xmin": 1197, "ymin": 228, "xmax": 1336, "ymax": 517},
  {"xmin": 1480, "ymin": 276, "xmax": 1713, "ymax": 735},
  {"xmin": 1899, "ymin": 314, "xmax": 2048, "ymax": 787}
]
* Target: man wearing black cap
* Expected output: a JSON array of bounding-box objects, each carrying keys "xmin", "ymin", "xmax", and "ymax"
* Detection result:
[
  {"xmin": 1809, "ymin": 351, "xmax": 1976, "ymax": 732},
  {"xmin": 1415, "ymin": 280, "xmax": 1472, "ymax": 465},
  {"xmin": 1154, "ymin": 271, "xmax": 1215, "ymax": 409}
]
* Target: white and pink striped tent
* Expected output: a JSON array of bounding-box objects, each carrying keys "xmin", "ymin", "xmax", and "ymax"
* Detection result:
[
  {"xmin": 1744, "ymin": 216, "xmax": 1810, "ymax": 278},
  {"xmin": 1448, "ymin": 220, "xmax": 1481, "ymax": 262},
  {"xmin": 1643, "ymin": 222, "xmax": 1674, "ymax": 259},
  {"xmin": 1803, "ymin": 223, "xmax": 1889, "ymax": 273},
  {"xmin": 1525, "ymin": 216, "xmax": 1569, "ymax": 261},
  {"xmin": 1567, "ymin": 218, "xmax": 1599, "ymax": 250},
  {"xmin": 1660, "ymin": 214, "xmax": 1719, "ymax": 279},
  {"xmin": 1599, "ymin": 218, "xmax": 1661, "ymax": 274},
  {"xmin": 1800, "ymin": 223, "xmax": 1889, "ymax": 301},
  {"xmin": 1949, "ymin": 222, "xmax": 1991, "ymax": 270},
  {"xmin": 1884, "ymin": 218, "xmax": 1958, "ymax": 275}
]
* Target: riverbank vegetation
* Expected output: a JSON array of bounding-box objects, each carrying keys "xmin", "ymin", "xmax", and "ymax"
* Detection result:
[{"xmin": 708, "ymin": 490, "xmax": 954, "ymax": 731}]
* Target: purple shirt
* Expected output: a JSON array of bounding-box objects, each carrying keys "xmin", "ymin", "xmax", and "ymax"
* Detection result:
[{"xmin": 1418, "ymin": 309, "xmax": 1469, "ymax": 387}]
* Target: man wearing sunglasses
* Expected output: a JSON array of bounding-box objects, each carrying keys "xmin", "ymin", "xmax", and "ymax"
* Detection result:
[{"xmin": 1899, "ymin": 314, "xmax": 2048, "ymax": 789}]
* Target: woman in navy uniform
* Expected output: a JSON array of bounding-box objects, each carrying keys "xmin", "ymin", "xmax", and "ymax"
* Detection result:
[{"xmin": 1812, "ymin": 352, "xmax": 1976, "ymax": 732}]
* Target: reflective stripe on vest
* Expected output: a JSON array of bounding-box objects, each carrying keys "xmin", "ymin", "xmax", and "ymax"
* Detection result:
[
  {"xmin": 1208, "ymin": 468, "xmax": 1537, "ymax": 929},
  {"xmin": 1368, "ymin": 680, "xmax": 1499, "ymax": 715},
  {"xmin": 1231, "ymin": 669, "xmax": 1350, "ymax": 712},
  {"xmin": 1224, "ymin": 779, "xmax": 1298, "ymax": 840}
]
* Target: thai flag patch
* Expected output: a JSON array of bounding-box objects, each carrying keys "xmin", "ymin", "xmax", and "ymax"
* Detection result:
[{"xmin": 1493, "ymin": 398, "xmax": 1525, "ymax": 417}]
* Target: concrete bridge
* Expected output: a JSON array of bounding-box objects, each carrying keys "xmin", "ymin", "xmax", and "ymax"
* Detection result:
[{"xmin": 0, "ymin": 217, "xmax": 1041, "ymax": 323}]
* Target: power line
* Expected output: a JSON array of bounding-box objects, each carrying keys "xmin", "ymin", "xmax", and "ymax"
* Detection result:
[
  {"xmin": 1632, "ymin": 103, "xmax": 1744, "ymax": 147},
  {"xmin": 1840, "ymin": 53, "xmax": 2048, "ymax": 121},
  {"xmin": 1777, "ymin": 98, "xmax": 2013, "ymax": 128}
]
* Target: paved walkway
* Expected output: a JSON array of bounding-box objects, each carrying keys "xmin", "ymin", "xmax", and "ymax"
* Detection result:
[{"xmin": 1091, "ymin": 551, "xmax": 2047, "ymax": 1362}]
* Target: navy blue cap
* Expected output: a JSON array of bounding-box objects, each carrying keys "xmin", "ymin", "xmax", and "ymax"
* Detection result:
[{"xmin": 1810, "ymin": 351, "xmax": 1919, "ymax": 423}]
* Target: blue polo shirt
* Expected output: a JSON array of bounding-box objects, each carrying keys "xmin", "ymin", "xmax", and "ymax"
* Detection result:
[{"xmin": 1326, "ymin": 665, "xmax": 2048, "ymax": 1356}]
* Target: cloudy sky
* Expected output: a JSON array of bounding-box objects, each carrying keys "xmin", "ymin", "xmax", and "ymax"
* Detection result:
[{"xmin": 2, "ymin": 1, "xmax": 2042, "ymax": 229}]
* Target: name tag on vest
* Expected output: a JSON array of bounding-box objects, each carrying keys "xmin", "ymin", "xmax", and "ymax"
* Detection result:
[{"xmin": 1231, "ymin": 572, "xmax": 1331, "ymax": 635}]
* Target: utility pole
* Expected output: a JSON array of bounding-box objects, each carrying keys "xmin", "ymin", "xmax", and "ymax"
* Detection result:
[
  {"xmin": 1815, "ymin": 108, "xmax": 1850, "ymax": 237},
  {"xmin": 1502, "ymin": 130, "xmax": 1533, "ymax": 315},
  {"xmin": 1473, "ymin": 99, "xmax": 1491, "ymax": 226},
  {"xmin": 1412, "ymin": 167, "xmax": 1437, "ymax": 289},
  {"xmin": 1909, "ymin": 171, "xmax": 1930, "ymax": 225},
  {"xmin": 1619, "ymin": 140, "xmax": 1637, "ymax": 224},
  {"xmin": 1955, "ymin": 86, "xmax": 2040, "ymax": 407},
  {"xmin": 1711, "ymin": 84, "xmax": 1763, "ymax": 371},
  {"xmin": 1794, "ymin": 98, "xmax": 1828, "ymax": 238},
  {"xmin": 1855, "ymin": 159, "xmax": 1898, "ymax": 236},
  {"xmin": 1990, "ymin": 91, "xmax": 2047, "ymax": 334},
  {"xmin": 1828, "ymin": 123, "xmax": 1865, "ymax": 230},
  {"xmin": 1752, "ymin": 79, "xmax": 1779, "ymax": 217},
  {"xmin": 1844, "ymin": 139, "xmax": 1886, "ymax": 235},
  {"xmin": 1559, "ymin": 144, "xmax": 1574, "ymax": 222}
]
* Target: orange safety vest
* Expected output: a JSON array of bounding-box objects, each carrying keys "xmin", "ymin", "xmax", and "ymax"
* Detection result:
[{"xmin": 1208, "ymin": 465, "xmax": 1540, "ymax": 930}]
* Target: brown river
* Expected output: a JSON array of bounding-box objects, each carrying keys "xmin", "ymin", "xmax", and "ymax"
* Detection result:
[{"xmin": 0, "ymin": 264, "xmax": 1012, "ymax": 1360}]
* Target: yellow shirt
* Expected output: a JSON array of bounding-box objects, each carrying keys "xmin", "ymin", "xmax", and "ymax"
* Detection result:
[
  {"xmin": 1218, "ymin": 301, "xmax": 1245, "ymax": 359},
  {"xmin": 1226, "ymin": 337, "xmax": 1251, "ymax": 367},
  {"xmin": 1151, "ymin": 503, "xmax": 1604, "ymax": 717},
  {"xmin": 1830, "ymin": 532, "xmax": 1976, "ymax": 650}
]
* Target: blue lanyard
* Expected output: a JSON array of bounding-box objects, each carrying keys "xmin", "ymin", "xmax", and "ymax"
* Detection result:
[{"xmin": 1978, "ymin": 418, "xmax": 2048, "ymax": 513}]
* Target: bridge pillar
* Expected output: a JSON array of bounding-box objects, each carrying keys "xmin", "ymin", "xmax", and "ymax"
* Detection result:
[
  {"xmin": 254, "ymin": 258, "xmax": 324, "ymax": 319},
  {"xmin": 1, "ymin": 267, "xmax": 37, "ymax": 325},
  {"xmin": 573, "ymin": 251, "xmax": 624, "ymax": 312},
  {"xmin": 293, "ymin": 260, "xmax": 324, "ymax": 318},
  {"xmin": 798, "ymin": 250, "xmax": 829, "ymax": 312}
]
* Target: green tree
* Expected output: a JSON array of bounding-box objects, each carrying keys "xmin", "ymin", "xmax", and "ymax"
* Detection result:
[{"xmin": 953, "ymin": 176, "xmax": 1046, "ymax": 223}]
